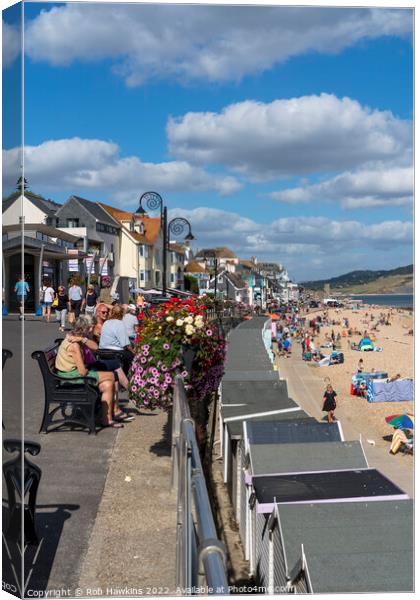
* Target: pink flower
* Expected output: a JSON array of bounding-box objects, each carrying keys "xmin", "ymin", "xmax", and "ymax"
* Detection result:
[
  {"xmin": 163, "ymin": 343, "xmax": 170, "ymax": 350},
  {"xmin": 181, "ymin": 370, "xmax": 188, "ymax": 378},
  {"xmin": 206, "ymin": 329, "xmax": 213, "ymax": 336},
  {"xmin": 140, "ymin": 357, "xmax": 147, "ymax": 364},
  {"xmin": 131, "ymin": 385, "xmax": 137, "ymax": 392}
]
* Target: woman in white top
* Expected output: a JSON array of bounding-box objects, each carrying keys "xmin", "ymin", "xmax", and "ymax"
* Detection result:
[{"xmin": 41, "ymin": 279, "xmax": 55, "ymax": 322}]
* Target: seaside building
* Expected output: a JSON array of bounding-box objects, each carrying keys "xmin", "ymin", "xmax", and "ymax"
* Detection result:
[
  {"xmin": 2, "ymin": 180, "xmax": 62, "ymax": 227},
  {"xmin": 56, "ymin": 196, "xmax": 120, "ymax": 278},
  {"xmin": 2, "ymin": 223, "xmax": 79, "ymax": 311},
  {"xmin": 184, "ymin": 260, "xmax": 210, "ymax": 295}
]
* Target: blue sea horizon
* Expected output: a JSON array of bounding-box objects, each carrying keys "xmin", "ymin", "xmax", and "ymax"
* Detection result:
[{"xmin": 350, "ymin": 294, "xmax": 413, "ymax": 308}]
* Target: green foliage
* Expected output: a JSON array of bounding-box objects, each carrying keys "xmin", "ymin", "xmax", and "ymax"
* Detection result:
[
  {"xmin": 184, "ymin": 274, "xmax": 199, "ymax": 294},
  {"xmin": 301, "ymin": 265, "xmax": 413, "ymax": 290}
]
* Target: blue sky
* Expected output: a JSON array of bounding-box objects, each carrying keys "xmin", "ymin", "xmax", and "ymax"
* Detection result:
[{"xmin": 2, "ymin": 1, "xmax": 414, "ymax": 280}]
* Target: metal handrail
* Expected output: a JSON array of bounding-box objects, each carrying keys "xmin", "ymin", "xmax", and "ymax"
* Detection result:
[{"xmin": 172, "ymin": 376, "xmax": 229, "ymax": 595}]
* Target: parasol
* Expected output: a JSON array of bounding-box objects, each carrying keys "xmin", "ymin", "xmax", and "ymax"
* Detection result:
[{"xmin": 385, "ymin": 414, "xmax": 414, "ymax": 430}]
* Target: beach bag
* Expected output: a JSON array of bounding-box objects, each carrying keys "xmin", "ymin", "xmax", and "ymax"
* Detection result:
[
  {"xmin": 82, "ymin": 346, "xmax": 96, "ymax": 366},
  {"xmin": 52, "ymin": 294, "xmax": 59, "ymax": 308},
  {"xmin": 36, "ymin": 305, "xmax": 43, "ymax": 317}
]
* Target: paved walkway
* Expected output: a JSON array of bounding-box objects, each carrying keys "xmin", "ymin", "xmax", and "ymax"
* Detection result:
[
  {"xmin": 77, "ymin": 408, "xmax": 176, "ymax": 596},
  {"xmin": 2, "ymin": 317, "xmax": 176, "ymax": 595},
  {"xmin": 276, "ymin": 348, "xmax": 414, "ymax": 497}
]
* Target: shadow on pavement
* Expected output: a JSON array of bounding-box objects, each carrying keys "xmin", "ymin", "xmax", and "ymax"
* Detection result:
[
  {"xmin": 150, "ymin": 412, "xmax": 171, "ymax": 457},
  {"xmin": 2, "ymin": 502, "xmax": 79, "ymax": 596}
]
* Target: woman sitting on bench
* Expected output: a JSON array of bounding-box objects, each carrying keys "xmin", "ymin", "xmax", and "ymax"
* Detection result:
[{"xmin": 55, "ymin": 317, "xmax": 127, "ymax": 429}]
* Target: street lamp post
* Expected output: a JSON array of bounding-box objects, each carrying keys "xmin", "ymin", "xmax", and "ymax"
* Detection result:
[
  {"xmin": 137, "ymin": 192, "xmax": 194, "ymax": 296},
  {"xmin": 204, "ymin": 251, "xmax": 218, "ymax": 299}
]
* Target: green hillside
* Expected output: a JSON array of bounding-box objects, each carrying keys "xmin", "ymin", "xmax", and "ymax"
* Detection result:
[{"xmin": 301, "ymin": 265, "xmax": 413, "ymax": 292}]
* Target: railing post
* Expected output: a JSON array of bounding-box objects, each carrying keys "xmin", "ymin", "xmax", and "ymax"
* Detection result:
[{"xmin": 171, "ymin": 377, "xmax": 180, "ymax": 490}]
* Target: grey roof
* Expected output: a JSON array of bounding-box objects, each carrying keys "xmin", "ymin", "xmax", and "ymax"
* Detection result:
[
  {"xmin": 71, "ymin": 195, "xmax": 121, "ymax": 227},
  {"xmin": 221, "ymin": 379, "xmax": 289, "ymax": 406},
  {"xmin": 225, "ymin": 271, "xmax": 248, "ymax": 290},
  {"xmin": 222, "ymin": 370, "xmax": 279, "ymax": 382},
  {"xmin": 277, "ymin": 500, "xmax": 414, "ymax": 592},
  {"xmin": 227, "ymin": 410, "xmax": 310, "ymax": 439},
  {"xmin": 249, "ymin": 441, "xmax": 368, "ymax": 476},
  {"xmin": 245, "ymin": 419, "xmax": 342, "ymax": 444},
  {"xmin": 222, "ymin": 399, "xmax": 298, "ymax": 420},
  {"xmin": 3, "ymin": 223, "xmax": 79, "ymax": 242},
  {"xmin": 3, "ymin": 191, "xmax": 62, "ymax": 216}
]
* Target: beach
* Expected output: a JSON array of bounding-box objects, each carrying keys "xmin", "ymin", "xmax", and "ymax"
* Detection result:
[{"xmin": 301, "ymin": 305, "xmax": 414, "ymax": 452}]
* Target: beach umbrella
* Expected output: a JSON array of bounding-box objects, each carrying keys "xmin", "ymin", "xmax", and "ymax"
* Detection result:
[{"xmin": 385, "ymin": 414, "xmax": 414, "ymax": 430}]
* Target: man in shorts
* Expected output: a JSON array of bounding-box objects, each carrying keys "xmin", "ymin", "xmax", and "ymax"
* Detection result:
[{"xmin": 14, "ymin": 276, "xmax": 30, "ymax": 317}]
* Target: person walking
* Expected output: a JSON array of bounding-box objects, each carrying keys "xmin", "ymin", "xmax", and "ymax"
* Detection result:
[
  {"xmin": 322, "ymin": 384, "xmax": 338, "ymax": 424},
  {"xmin": 68, "ymin": 279, "xmax": 83, "ymax": 318},
  {"xmin": 14, "ymin": 276, "xmax": 30, "ymax": 315},
  {"xmin": 83, "ymin": 284, "xmax": 98, "ymax": 317},
  {"xmin": 41, "ymin": 279, "xmax": 55, "ymax": 322},
  {"xmin": 55, "ymin": 286, "xmax": 70, "ymax": 331}
]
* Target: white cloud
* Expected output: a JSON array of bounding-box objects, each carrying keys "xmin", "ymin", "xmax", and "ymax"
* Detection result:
[
  {"xmin": 168, "ymin": 95, "xmax": 412, "ymax": 180},
  {"xmin": 2, "ymin": 20, "xmax": 20, "ymax": 68},
  {"xmin": 24, "ymin": 5, "xmax": 412, "ymax": 85},
  {"xmin": 270, "ymin": 166, "xmax": 413, "ymax": 209},
  {"xmin": 170, "ymin": 207, "xmax": 413, "ymax": 277},
  {"xmin": 2, "ymin": 138, "xmax": 241, "ymax": 198}
]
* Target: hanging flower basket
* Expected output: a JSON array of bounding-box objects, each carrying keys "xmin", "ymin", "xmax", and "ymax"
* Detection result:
[{"xmin": 128, "ymin": 297, "xmax": 226, "ymax": 414}]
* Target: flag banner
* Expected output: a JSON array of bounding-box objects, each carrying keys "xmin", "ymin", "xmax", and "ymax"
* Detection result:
[
  {"xmin": 99, "ymin": 258, "xmax": 108, "ymax": 275},
  {"xmin": 85, "ymin": 256, "xmax": 95, "ymax": 273},
  {"xmin": 68, "ymin": 259, "xmax": 79, "ymax": 272}
]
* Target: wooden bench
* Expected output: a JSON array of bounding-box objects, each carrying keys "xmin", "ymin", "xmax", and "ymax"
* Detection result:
[{"xmin": 32, "ymin": 343, "xmax": 100, "ymax": 434}]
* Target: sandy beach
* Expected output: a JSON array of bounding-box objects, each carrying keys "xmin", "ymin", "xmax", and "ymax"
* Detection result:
[{"xmin": 300, "ymin": 305, "xmax": 414, "ymax": 453}]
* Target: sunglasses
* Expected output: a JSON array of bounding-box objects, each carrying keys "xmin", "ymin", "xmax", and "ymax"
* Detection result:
[{"xmin": 100, "ymin": 310, "xmax": 109, "ymax": 315}]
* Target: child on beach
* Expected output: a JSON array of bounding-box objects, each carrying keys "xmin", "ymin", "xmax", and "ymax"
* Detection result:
[
  {"xmin": 357, "ymin": 359, "xmax": 363, "ymax": 373},
  {"xmin": 322, "ymin": 384, "xmax": 337, "ymax": 424}
]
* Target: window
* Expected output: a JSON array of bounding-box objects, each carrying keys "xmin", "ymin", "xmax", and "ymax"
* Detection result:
[
  {"xmin": 140, "ymin": 272, "xmax": 145, "ymax": 282},
  {"xmin": 155, "ymin": 250, "xmax": 160, "ymax": 264},
  {"xmin": 155, "ymin": 272, "xmax": 161, "ymax": 285},
  {"xmin": 146, "ymin": 270, "xmax": 151, "ymax": 281},
  {"xmin": 170, "ymin": 273, "xmax": 175, "ymax": 283},
  {"xmin": 139, "ymin": 244, "xmax": 144, "ymax": 257},
  {"xmin": 66, "ymin": 218, "xmax": 79, "ymax": 227}
]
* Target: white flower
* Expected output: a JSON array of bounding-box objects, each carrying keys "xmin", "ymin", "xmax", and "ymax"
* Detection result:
[
  {"xmin": 185, "ymin": 315, "xmax": 194, "ymax": 324},
  {"xmin": 194, "ymin": 315, "xmax": 203, "ymax": 323},
  {"xmin": 176, "ymin": 319, "xmax": 184, "ymax": 326},
  {"xmin": 185, "ymin": 324, "xmax": 195, "ymax": 336},
  {"xmin": 166, "ymin": 316, "xmax": 174, "ymax": 322},
  {"xmin": 195, "ymin": 321, "xmax": 204, "ymax": 329}
]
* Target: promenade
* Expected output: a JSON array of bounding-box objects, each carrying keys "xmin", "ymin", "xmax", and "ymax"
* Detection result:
[
  {"xmin": 276, "ymin": 343, "xmax": 414, "ymax": 497},
  {"xmin": 2, "ymin": 317, "xmax": 176, "ymax": 595}
]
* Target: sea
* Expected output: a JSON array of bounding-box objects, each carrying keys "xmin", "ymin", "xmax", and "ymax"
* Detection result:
[{"xmin": 350, "ymin": 294, "xmax": 414, "ymax": 309}]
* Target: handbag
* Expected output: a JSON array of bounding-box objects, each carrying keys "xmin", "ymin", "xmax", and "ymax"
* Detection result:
[
  {"xmin": 68, "ymin": 311, "xmax": 75, "ymax": 325},
  {"xmin": 82, "ymin": 345, "xmax": 97, "ymax": 366},
  {"xmin": 52, "ymin": 294, "xmax": 59, "ymax": 308}
]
